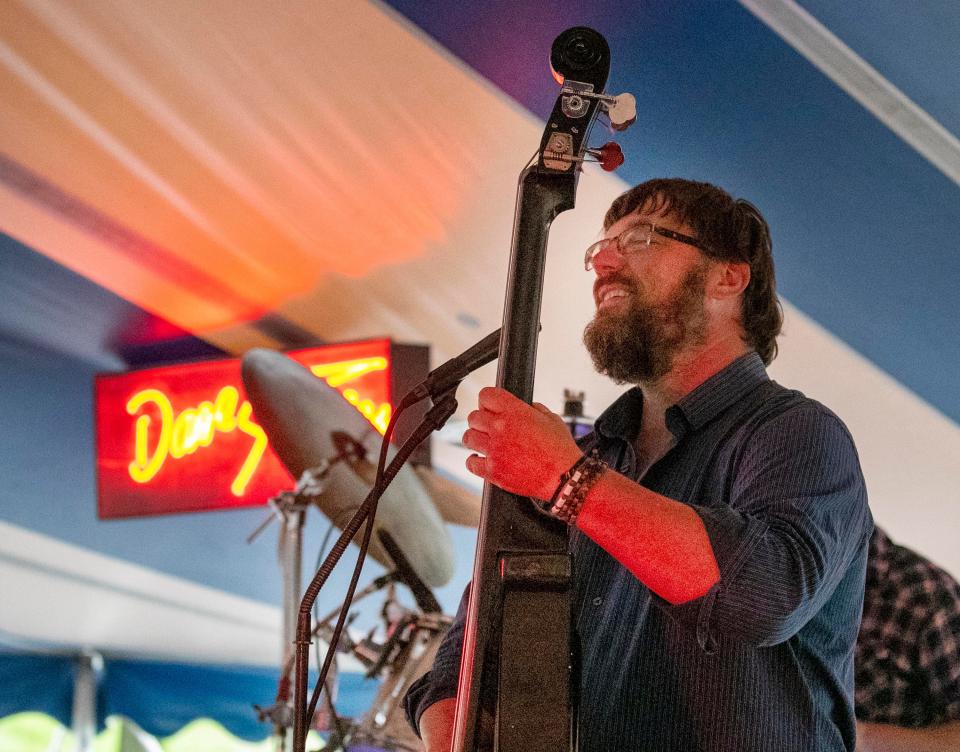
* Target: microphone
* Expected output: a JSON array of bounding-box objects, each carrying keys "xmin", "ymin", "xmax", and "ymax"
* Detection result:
[{"xmin": 410, "ymin": 328, "xmax": 502, "ymax": 401}]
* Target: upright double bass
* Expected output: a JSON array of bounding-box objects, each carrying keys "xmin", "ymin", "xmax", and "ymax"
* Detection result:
[{"xmin": 451, "ymin": 27, "xmax": 629, "ymax": 752}]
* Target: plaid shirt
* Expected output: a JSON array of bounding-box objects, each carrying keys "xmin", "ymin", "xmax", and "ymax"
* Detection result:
[{"xmin": 855, "ymin": 527, "xmax": 960, "ymax": 726}]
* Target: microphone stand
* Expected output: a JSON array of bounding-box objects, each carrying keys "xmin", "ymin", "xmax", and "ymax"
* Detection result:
[{"xmin": 292, "ymin": 389, "xmax": 459, "ymax": 752}]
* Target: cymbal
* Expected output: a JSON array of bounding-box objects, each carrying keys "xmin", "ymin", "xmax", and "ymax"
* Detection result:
[
  {"xmin": 412, "ymin": 466, "xmax": 481, "ymax": 529},
  {"xmin": 240, "ymin": 348, "xmax": 454, "ymax": 588}
]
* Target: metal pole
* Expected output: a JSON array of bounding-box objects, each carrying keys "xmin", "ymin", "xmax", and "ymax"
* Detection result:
[
  {"xmin": 72, "ymin": 650, "xmax": 102, "ymax": 752},
  {"xmin": 278, "ymin": 503, "xmax": 306, "ymax": 751}
]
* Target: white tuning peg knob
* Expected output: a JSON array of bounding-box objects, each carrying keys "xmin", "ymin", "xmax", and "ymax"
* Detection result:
[{"xmin": 606, "ymin": 93, "xmax": 636, "ymax": 131}]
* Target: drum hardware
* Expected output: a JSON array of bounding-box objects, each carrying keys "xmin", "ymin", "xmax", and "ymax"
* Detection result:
[
  {"xmin": 248, "ymin": 463, "xmax": 337, "ymax": 750},
  {"xmin": 240, "ymin": 349, "xmax": 460, "ymax": 750},
  {"xmin": 254, "ymin": 566, "xmax": 451, "ymax": 752},
  {"xmin": 239, "ymin": 348, "xmax": 483, "ymax": 750},
  {"xmin": 348, "ymin": 610, "xmax": 453, "ymax": 752},
  {"xmin": 254, "ymin": 551, "xmax": 449, "ymax": 751},
  {"xmin": 240, "ymin": 348, "xmax": 456, "ymax": 587}
]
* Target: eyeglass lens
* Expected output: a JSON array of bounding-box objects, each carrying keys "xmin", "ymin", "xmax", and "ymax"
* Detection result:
[{"xmin": 584, "ymin": 224, "xmax": 654, "ymax": 271}]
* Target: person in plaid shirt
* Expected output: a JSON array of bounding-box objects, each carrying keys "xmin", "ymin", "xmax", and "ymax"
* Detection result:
[{"xmin": 855, "ymin": 526, "xmax": 960, "ymax": 751}]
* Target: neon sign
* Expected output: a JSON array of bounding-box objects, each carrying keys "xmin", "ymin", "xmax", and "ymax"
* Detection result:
[
  {"xmin": 125, "ymin": 386, "xmax": 268, "ymax": 496},
  {"xmin": 310, "ymin": 358, "xmax": 392, "ymax": 434},
  {"xmin": 95, "ymin": 339, "xmax": 414, "ymax": 518}
]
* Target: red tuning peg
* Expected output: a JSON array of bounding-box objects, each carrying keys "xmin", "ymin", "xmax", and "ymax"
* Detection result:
[
  {"xmin": 591, "ymin": 142, "xmax": 624, "ymax": 172},
  {"xmin": 542, "ymin": 141, "xmax": 625, "ymax": 172}
]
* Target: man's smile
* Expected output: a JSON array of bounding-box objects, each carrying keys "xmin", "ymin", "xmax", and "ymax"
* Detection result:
[{"xmin": 595, "ymin": 283, "xmax": 632, "ymax": 310}]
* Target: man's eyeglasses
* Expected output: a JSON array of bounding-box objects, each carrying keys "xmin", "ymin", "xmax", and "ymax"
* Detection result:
[{"xmin": 584, "ymin": 222, "xmax": 709, "ymax": 271}]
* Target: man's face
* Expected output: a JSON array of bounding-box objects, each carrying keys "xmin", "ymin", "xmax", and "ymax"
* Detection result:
[{"xmin": 582, "ymin": 208, "xmax": 710, "ymax": 384}]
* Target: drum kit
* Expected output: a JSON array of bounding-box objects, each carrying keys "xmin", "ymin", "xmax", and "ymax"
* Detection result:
[{"xmin": 240, "ymin": 348, "xmax": 481, "ymax": 752}]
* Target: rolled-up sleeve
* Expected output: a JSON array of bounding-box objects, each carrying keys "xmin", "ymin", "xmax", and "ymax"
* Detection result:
[{"xmin": 657, "ymin": 402, "xmax": 872, "ymax": 649}]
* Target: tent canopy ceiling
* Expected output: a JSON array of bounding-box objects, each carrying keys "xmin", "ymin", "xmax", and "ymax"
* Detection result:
[{"xmin": 1, "ymin": 0, "xmax": 959, "ymax": 666}]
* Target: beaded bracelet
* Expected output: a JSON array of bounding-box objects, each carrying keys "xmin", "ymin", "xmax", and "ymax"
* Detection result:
[{"xmin": 548, "ymin": 449, "xmax": 607, "ymax": 526}]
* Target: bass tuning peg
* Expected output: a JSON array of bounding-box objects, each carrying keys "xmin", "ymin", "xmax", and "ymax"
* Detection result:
[
  {"xmin": 542, "ymin": 140, "xmax": 624, "ymax": 172},
  {"xmin": 587, "ymin": 142, "xmax": 625, "ymax": 172},
  {"xmin": 605, "ymin": 93, "xmax": 636, "ymax": 131},
  {"xmin": 558, "ymin": 85, "xmax": 636, "ymax": 131}
]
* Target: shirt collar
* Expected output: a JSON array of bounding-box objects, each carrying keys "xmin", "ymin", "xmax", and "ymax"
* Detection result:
[
  {"xmin": 593, "ymin": 351, "xmax": 769, "ymax": 443},
  {"xmin": 672, "ymin": 351, "xmax": 769, "ymax": 433},
  {"xmin": 594, "ymin": 386, "xmax": 645, "ymax": 443}
]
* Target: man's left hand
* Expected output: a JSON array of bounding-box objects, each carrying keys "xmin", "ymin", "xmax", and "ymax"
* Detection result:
[{"xmin": 462, "ymin": 387, "xmax": 584, "ymax": 500}]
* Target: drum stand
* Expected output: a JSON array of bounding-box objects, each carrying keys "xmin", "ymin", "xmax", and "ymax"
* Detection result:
[
  {"xmin": 250, "ymin": 463, "xmax": 334, "ymax": 752},
  {"xmin": 351, "ymin": 611, "xmax": 452, "ymax": 751},
  {"xmin": 250, "ymin": 461, "xmax": 453, "ymax": 752}
]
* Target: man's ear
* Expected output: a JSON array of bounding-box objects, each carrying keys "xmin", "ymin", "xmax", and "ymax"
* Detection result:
[{"xmin": 708, "ymin": 260, "xmax": 750, "ymax": 301}]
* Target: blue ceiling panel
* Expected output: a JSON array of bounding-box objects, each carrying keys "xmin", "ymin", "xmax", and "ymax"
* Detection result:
[
  {"xmin": 384, "ymin": 0, "xmax": 960, "ymax": 423},
  {"xmin": 797, "ymin": 0, "xmax": 960, "ymax": 135},
  {"xmin": 0, "ymin": 232, "xmax": 225, "ymax": 369}
]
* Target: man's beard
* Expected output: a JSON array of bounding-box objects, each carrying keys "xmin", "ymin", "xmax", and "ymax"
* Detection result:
[{"xmin": 583, "ymin": 263, "xmax": 709, "ymax": 384}]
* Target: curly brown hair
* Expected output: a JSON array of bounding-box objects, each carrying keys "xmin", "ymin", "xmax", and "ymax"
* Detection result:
[{"xmin": 604, "ymin": 178, "xmax": 783, "ymax": 365}]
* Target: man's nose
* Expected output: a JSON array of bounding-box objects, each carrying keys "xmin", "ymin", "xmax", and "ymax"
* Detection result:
[{"xmin": 590, "ymin": 239, "xmax": 625, "ymax": 275}]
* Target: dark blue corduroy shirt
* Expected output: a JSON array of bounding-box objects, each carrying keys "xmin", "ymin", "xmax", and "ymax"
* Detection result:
[{"xmin": 406, "ymin": 352, "xmax": 872, "ymax": 751}]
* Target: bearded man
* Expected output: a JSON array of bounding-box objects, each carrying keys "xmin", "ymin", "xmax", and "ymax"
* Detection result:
[{"xmin": 405, "ymin": 179, "xmax": 873, "ymax": 752}]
